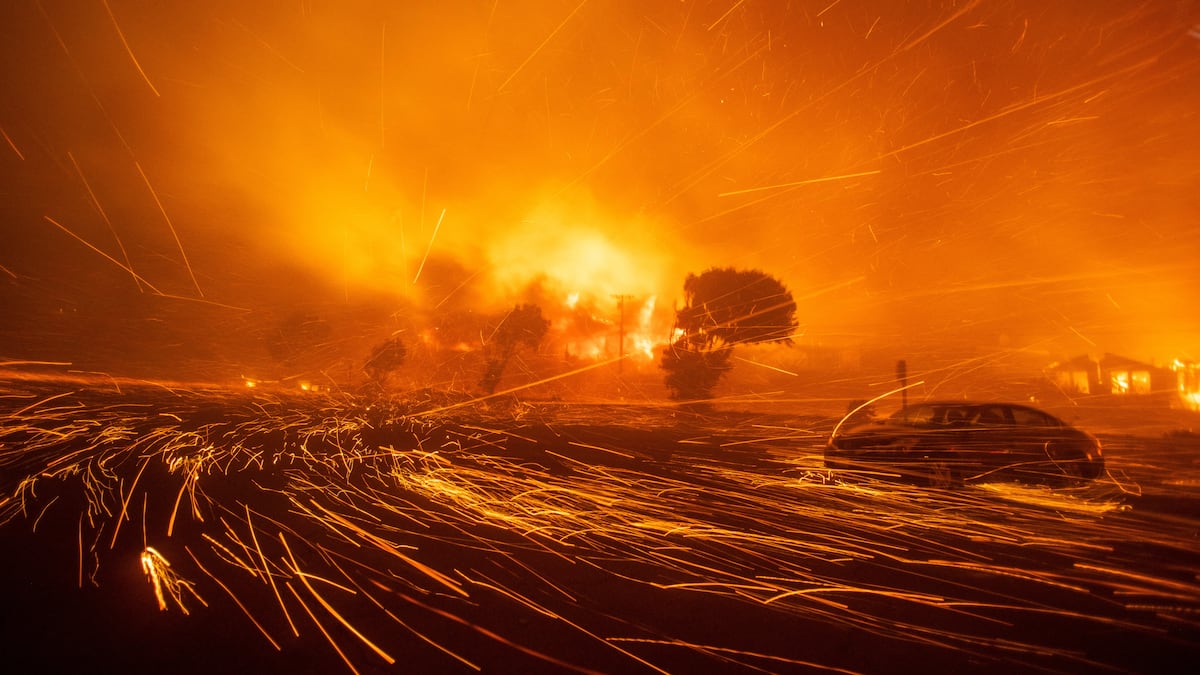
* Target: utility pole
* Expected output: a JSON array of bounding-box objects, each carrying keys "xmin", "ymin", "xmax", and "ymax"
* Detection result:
[{"xmin": 613, "ymin": 294, "xmax": 633, "ymax": 376}]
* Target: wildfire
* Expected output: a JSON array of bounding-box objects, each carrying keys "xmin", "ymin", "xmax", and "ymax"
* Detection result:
[
  {"xmin": 554, "ymin": 292, "xmax": 663, "ymax": 364},
  {"xmin": 3, "ymin": 1, "xmax": 1200, "ymax": 669}
]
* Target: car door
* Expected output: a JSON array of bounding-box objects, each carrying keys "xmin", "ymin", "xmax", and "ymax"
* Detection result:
[
  {"xmin": 1005, "ymin": 405, "xmax": 1072, "ymax": 476},
  {"xmin": 950, "ymin": 405, "xmax": 1004, "ymax": 468},
  {"xmin": 953, "ymin": 404, "xmax": 1032, "ymax": 476}
]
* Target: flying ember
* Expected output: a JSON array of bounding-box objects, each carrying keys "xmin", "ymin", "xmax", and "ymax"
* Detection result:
[{"xmin": 1, "ymin": 1, "xmax": 1199, "ymax": 673}]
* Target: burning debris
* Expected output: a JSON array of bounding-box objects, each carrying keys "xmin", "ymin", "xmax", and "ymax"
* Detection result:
[
  {"xmin": 1, "ymin": 375, "xmax": 1199, "ymax": 673},
  {"xmin": 1, "ymin": 1, "xmax": 1200, "ymax": 672}
]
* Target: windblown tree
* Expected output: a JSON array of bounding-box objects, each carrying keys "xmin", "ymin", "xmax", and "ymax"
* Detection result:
[
  {"xmin": 363, "ymin": 335, "xmax": 407, "ymax": 388},
  {"xmin": 661, "ymin": 267, "xmax": 798, "ymax": 401},
  {"xmin": 479, "ymin": 304, "xmax": 549, "ymax": 395}
]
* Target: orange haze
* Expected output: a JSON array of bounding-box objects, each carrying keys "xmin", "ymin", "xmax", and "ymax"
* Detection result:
[{"xmin": 1, "ymin": 1, "xmax": 1198, "ymax": 377}]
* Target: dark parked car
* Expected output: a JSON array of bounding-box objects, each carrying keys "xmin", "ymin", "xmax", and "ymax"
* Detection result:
[{"xmin": 825, "ymin": 401, "xmax": 1104, "ymax": 486}]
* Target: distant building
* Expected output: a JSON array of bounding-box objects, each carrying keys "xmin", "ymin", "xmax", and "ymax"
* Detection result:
[
  {"xmin": 1047, "ymin": 353, "xmax": 1175, "ymax": 404},
  {"xmin": 1049, "ymin": 355, "xmax": 1100, "ymax": 395}
]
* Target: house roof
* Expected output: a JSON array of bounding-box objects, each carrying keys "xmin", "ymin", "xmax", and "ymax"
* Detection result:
[
  {"xmin": 1099, "ymin": 352, "xmax": 1157, "ymax": 371},
  {"xmin": 1047, "ymin": 353, "xmax": 1168, "ymax": 373},
  {"xmin": 1047, "ymin": 354, "xmax": 1098, "ymax": 372}
]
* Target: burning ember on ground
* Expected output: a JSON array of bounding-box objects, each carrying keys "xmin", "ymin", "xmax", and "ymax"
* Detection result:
[{"xmin": 1, "ymin": 1, "xmax": 1199, "ymax": 673}]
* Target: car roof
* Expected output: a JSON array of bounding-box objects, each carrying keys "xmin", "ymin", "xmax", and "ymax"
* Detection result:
[{"xmin": 900, "ymin": 401, "xmax": 1034, "ymax": 410}]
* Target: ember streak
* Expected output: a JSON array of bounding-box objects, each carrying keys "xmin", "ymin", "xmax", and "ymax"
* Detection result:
[
  {"xmin": 1, "ymin": 2, "xmax": 1199, "ymax": 377},
  {"xmin": 1, "ymin": 374, "xmax": 1199, "ymax": 672},
  {"xmin": 1, "ymin": 2, "xmax": 1200, "ymax": 672}
]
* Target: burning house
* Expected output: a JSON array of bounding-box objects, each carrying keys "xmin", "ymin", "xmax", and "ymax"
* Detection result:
[{"xmin": 1047, "ymin": 353, "xmax": 1177, "ymax": 406}]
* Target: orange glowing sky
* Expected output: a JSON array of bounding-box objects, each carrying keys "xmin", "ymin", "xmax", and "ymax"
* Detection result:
[{"xmin": 1, "ymin": 1, "xmax": 1199, "ymax": 375}]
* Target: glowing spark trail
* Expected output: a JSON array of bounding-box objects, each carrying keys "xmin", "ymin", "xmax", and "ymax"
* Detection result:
[
  {"xmin": 717, "ymin": 169, "xmax": 883, "ymax": 197},
  {"xmin": 102, "ymin": 0, "xmax": 160, "ymax": 97},
  {"xmin": 140, "ymin": 546, "xmax": 204, "ymax": 613},
  {"xmin": 497, "ymin": 0, "xmax": 590, "ymax": 92},
  {"xmin": 68, "ymin": 152, "xmax": 142, "ymax": 292},
  {"xmin": 0, "ymin": 125, "xmax": 23, "ymax": 160},
  {"xmin": 706, "ymin": 0, "xmax": 746, "ymax": 31},
  {"xmin": 0, "ymin": 2, "xmax": 1197, "ymax": 669},
  {"xmin": 0, "ymin": 375, "xmax": 1193, "ymax": 672},
  {"xmin": 412, "ymin": 207, "xmax": 446, "ymax": 285},
  {"xmin": 896, "ymin": 0, "xmax": 983, "ymax": 54},
  {"xmin": 134, "ymin": 161, "xmax": 204, "ymax": 297},
  {"xmin": 41, "ymin": 216, "xmax": 163, "ymax": 294}
]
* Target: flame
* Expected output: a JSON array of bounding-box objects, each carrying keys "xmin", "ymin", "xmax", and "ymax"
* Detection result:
[
  {"xmin": 1186, "ymin": 393, "xmax": 1200, "ymax": 412},
  {"xmin": 1171, "ymin": 360, "xmax": 1200, "ymax": 411},
  {"xmin": 551, "ymin": 293, "xmax": 665, "ymax": 364},
  {"xmin": 486, "ymin": 200, "xmax": 675, "ymax": 302}
]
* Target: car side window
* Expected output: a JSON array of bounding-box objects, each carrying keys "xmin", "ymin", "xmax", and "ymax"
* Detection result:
[
  {"xmin": 1010, "ymin": 407, "xmax": 1058, "ymax": 427},
  {"xmin": 944, "ymin": 407, "xmax": 972, "ymax": 425},
  {"xmin": 974, "ymin": 406, "xmax": 1011, "ymax": 426}
]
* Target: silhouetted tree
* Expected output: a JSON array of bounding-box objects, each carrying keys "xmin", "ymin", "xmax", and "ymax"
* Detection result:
[
  {"xmin": 363, "ymin": 335, "xmax": 406, "ymax": 387},
  {"xmin": 675, "ymin": 267, "xmax": 797, "ymax": 347},
  {"xmin": 479, "ymin": 304, "xmax": 549, "ymax": 395},
  {"xmin": 661, "ymin": 342, "xmax": 734, "ymax": 400},
  {"xmin": 662, "ymin": 268, "xmax": 797, "ymax": 401}
]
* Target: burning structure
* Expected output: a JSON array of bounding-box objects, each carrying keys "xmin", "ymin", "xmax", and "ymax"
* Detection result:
[{"xmin": 1048, "ymin": 353, "xmax": 1180, "ymax": 407}]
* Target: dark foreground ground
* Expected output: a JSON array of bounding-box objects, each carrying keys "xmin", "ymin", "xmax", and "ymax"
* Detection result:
[{"xmin": 1, "ymin": 375, "xmax": 1199, "ymax": 674}]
